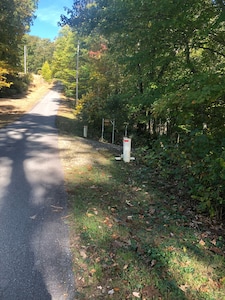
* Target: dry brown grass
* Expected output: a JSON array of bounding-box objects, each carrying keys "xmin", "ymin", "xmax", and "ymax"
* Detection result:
[{"xmin": 0, "ymin": 75, "xmax": 51, "ymax": 128}]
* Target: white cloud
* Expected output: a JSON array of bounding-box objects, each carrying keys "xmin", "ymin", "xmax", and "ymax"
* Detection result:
[{"xmin": 37, "ymin": 6, "xmax": 62, "ymax": 27}]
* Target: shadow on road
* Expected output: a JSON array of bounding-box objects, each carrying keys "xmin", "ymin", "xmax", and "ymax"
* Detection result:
[{"xmin": 0, "ymin": 93, "xmax": 75, "ymax": 299}]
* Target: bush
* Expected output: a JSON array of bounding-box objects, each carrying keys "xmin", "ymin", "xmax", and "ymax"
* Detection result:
[
  {"xmin": 41, "ymin": 61, "xmax": 52, "ymax": 83},
  {"xmin": 136, "ymin": 132, "xmax": 225, "ymax": 220},
  {"xmin": 0, "ymin": 73, "xmax": 32, "ymax": 97},
  {"xmin": 181, "ymin": 133, "xmax": 225, "ymax": 218}
]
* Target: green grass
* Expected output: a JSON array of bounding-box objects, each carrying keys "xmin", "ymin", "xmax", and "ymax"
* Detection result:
[{"xmin": 57, "ymin": 98, "xmax": 225, "ymax": 299}]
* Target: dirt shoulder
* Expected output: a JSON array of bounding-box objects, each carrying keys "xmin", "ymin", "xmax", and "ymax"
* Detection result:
[
  {"xmin": 0, "ymin": 75, "xmax": 51, "ymax": 128},
  {"xmin": 56, "ymin": 95, "xmax": 123, "ymax": 169}
]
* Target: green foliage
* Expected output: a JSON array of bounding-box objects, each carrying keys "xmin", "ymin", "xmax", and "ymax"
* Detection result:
[
  {"xmin": 51, "ymin": 26, "xmax": 77, "ymax": 97},
  {"xmin": 41, "ymin": 61, "xmax": 52, "ymax": 83},
  {"xmin": 136, "ymin": 132, "xmax": 225, "ymax": 219},
  {"xmin": 75, "ymin": 91, "xmax": 104, "ymax": 124},
  {"xmin": 0, "ymin": 0, "xmax": 37, "ymax": 92},
  {"xmin": 0, "ymin": 73, "xmax": 32, "ymax": 97},
  {"xmin": 22, "ymin": 35, "xmax": 55, "ymax": 74},
  {"xmin": 0, "ymin": 62, "xmax": 12, "ymax": 89},
  {"xmin": 60, "ymin": 0, "xmax": 225, "ymax": 218},
  {"xmin": 0, "ymin": 0, "xmax": 37, "ymax": 67},
  {"xmin": 180, "ymin": 133, "xmax": 225, "ymax": 218}
]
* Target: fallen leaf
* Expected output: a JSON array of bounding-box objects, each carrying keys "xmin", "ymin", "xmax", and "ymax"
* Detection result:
[
  {"xmin": 90, "ymin": 185, "xmax": 97, "ymax": 189},
  {"xmin": 126, "ymin": 200, "xmax": 134, "ymax": 207},
  {"xmin": 142, "ymin": 286, "xmax": 161, "ymax": 298},
  {"xmin": 51, "ymin": 205, "xmax": 63, "ymax": 210},
  {"xmin": 166, "ymin": 246, "xmax": 176, "ymax": 251},
  {"xmin": 95, "ymin": 257, "xmax": 101, "ymax": 263},
  {"xmin": 148, "ymin": 207, "xmax": 156, "ymax": 215},
  {"xmin": 89, "ymin": 269, "xmax": 96, "ymax": 276},
  {"xmin": 199, "ymin": 284, "xmax": 209, "ymax": 292},
  {"xmin": 113, "ymin": 287, "xmax": 120, "ymax": 292},
  {"xmin": 146, "ymin": 227, "xmax": 152, "ymax": 231},
  {"xmin": 210, "ymin": 239, "xmax": 217, "ymax": 245},
  {"xmin": 79, "ymin": 250, "xmax": 87, "ymax": 259},
  {"xmin": 29, "ymin": 214, "xmax": 37, "ymax": 220},
  {"xmin": 86, "ymin": 212, "xmax": 94, "ymax": 217},
  {"xmin": 150, "ymin": 259, "xmax": 157, "ymax": 267},
  {"xmin": 201, "ymin": 231, "xmax": 210, "ymax": 238},
  {"xmin": 61, "ymin": 214, "xmax": 72, "ymax": 219},
  {"xmin": 132, "ymin": 291, "xmax": 141, "ymax": 298},
  {"xmin": 112, "ymin": 233, "xmax": 119, "ymax": 239},
  {"xmin": 209, "ymin": 246, "xmax": 224, "ymax": 256},
  {"xmin": 199, "ymin": 239, "xmax": 205, "ymax": 246},
  {"xmin": 101, "ymin": 192, "xmax": 109, "ymax": 197},
  {"xmin": 219, "ymin": 277, "xmax": 225, "ymax": 285},
  {"xmin": 93, "ymin": 208, "xmax": 98, "ymax": 215},
  {"xmin": 108, "ymin": 289, "xmax": 114, "ymax": 295},
  {"xmin": 179, "ymin": 284, "xmax": 189, "ymax": 292},
  {"xmin": 103, "ymin": 217, "xmax": 113, "ymax": 227}
]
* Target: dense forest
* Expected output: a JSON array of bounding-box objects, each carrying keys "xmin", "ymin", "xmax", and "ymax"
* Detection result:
[{"xmin": 0, "ymin": 0, "xmax": 225, "ymax": 219}]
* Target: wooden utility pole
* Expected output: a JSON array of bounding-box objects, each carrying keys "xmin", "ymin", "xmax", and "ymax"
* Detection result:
[
  {"xmin": 76, "ymin": 40, "xmax": 80, "ymax": 106},
  {"xmin": 24, "ymin": 45, "xmax": 27, "ymax": 74}
]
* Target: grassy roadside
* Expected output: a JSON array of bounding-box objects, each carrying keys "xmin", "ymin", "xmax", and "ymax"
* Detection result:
[{"xmin": 57, "ymin": 99, "xmax": 225, "ymax": 300}]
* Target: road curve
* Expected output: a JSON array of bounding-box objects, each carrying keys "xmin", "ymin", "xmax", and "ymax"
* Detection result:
[{"xmin": 0, "ymin": 87, "xmax": 76, "ymax": 299}]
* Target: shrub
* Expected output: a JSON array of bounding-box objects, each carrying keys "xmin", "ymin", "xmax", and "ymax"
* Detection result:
[
  {"xmin": 41, "ymin": 61, "xmax": 52, "ymax": 83},
  {"xmin": 0, "ymin": 73, "xmax": 32, "ymax": 97}
]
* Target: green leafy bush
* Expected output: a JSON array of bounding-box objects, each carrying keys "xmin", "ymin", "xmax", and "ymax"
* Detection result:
[
  {"xmin": 0, "ymin": 73, "xmax": 32, "ymax": 97},
  {"xmin": 41, "ymin": 61, "xmax": 52, "ymax": 83},
  {"xmin": 136, "ymin": 132, "xmax": 225, "ymax": 219}
]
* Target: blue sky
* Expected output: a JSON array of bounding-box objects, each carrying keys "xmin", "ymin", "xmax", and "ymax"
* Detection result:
[{"xmin": 29, "ymin": 0, "xmax": 74, "ymax": 40}]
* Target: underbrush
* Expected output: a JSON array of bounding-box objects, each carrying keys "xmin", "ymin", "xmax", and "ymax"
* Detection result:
[
  {"xmin": 0, "ymin": 73, "xmax": 32, "ymax": 97},
  {"xmin": 135, "ymin": 135, "xmax": 225, "ymax": 220}
]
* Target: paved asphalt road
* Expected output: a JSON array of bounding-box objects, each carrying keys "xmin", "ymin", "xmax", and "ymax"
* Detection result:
[{"xmin": 0, "ymin": 88, "xmax": 76, "ymax": 299}]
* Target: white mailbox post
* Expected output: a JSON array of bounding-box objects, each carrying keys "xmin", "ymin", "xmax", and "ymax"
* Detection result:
[
  {"xmin": 123, "ymin": 137, "xmax": 131, "ymax": 162},
  {"xmin": 83, "ymin": 125, "xmax": 88, "ymax": 138}
]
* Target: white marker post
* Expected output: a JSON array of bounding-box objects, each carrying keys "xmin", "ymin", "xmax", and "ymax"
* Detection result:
[
  {"xmin": 123, "ymin": 137, "xmax": 131, "ymax": 162},
  {"xmin": 83, "ymin": 125, "xmax": 88, "ymax": 138}
]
